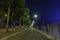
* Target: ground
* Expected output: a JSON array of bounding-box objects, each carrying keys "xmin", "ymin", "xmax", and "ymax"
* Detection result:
[
  {"xmin": 7, "ymin": 28, "xmax": 52, "ymax": 40},
  {"xmin": 0, "ymin": 28, "xmax": 17, "ymax": 38},
  {"xmin": 0, "ymin": 28, "xmax": 58, "ymax": 40}
]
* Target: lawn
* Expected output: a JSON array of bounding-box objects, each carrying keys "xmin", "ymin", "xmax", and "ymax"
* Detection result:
[{"xmin": 0, "ymin": 28, "xmax": 18, "ymax": 38}]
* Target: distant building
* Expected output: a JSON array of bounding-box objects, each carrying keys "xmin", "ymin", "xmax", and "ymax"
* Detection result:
[{"xmin": 42, "ymin": 23, "xmax": 60, "ymax": 39}]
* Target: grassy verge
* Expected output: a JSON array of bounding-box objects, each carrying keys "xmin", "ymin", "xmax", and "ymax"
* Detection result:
[{"xmin": 0, "ymin": 28, "xmax": 18, "ymax": 38}]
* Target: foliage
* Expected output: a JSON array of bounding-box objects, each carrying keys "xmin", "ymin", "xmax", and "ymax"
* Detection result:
[
  {"xmin": 21, "ymin": 8, "xmax": 31, "ymax": 26},
  {"xmin": 0, "ymin": 0, "xmax": 31, "ymax": 27}
]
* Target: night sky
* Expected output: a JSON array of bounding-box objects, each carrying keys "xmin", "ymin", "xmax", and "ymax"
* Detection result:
[{"xmin": 26, "ymin": 0, "xmax": 60, "ymax": 26}]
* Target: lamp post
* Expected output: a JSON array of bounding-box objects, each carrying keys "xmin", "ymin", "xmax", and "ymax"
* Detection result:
[
  {"xmin": 30, "ymin": 14, "xmax": 37, "ymax": 28},
  {"xmin": 30, "ymin": 20, "xmax": 35, "ymax": 27}
]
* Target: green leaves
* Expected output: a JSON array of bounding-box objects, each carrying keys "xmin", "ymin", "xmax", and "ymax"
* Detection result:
[
  {"xmin": 21, "ymin": 8, "xmax": 30, "ymax": 26},
  {"xmin": 0, "ymin": 0, "xmax": 30, "ymax": 26}
]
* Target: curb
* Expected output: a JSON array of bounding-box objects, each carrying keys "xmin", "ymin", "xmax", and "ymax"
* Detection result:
[
  {"xmin": 0, "ymin": 28, "xmax": 59, "ymax": 40},
  {"xmin": 31, "ymin": 28, "xmax": 59, "ymax": 40},
  {"xmin": 0, "ymin": 31, "xmax": 23, "ymax": 40}
]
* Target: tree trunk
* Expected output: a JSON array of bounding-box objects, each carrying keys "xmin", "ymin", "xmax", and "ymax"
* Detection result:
[
  {"xmin": 19, "ymin": 17, "xmax": 21, "ymax": 28},
  {"xmin": 6, "ymin": 3, "xmax": 10, "ymax": 32}
]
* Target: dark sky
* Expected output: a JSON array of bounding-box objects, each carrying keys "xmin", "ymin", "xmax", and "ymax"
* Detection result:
[{"xmin": 26, "ymin": 0, "xmax": 60, "ymax": 26}]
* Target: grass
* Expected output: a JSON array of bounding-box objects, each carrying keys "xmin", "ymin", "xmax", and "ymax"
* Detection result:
[{"xmin": 0, "ymin": 28, "xmax": 18, "ymax": 38}]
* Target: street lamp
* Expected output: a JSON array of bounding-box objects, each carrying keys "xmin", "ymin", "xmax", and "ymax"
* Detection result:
[
  {"xmin": 34, "ymin": 14, "xmax": 37, "ymax": 18},
  {"xmin": 30, "ymin": 20, "xmax": 35, "ymax": 28},
  {"xmin": 5, "ymin": 14, "xmax": 7, "ymax": 17},
  {"xmin": 30, "ymin": 14, "xmax": 38, "ymax": 28}
]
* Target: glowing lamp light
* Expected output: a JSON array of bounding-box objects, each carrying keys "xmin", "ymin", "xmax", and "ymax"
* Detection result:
[
  {"xmin": 34, "ymin": 15, "xmax": 37, "ymax": 18},
  {"xmin": 5, "ymin": 14, "xmax": 7, "ymax": 17}
]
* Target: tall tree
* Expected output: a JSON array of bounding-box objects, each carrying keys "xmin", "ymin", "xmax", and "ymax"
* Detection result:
[
  {"xmin": 21, "ymin": 8, "xmax": 31, "ymax": 27},
  {"xmin": 0, "ymin": 0, "xmax": 26, "ymax": 32}
]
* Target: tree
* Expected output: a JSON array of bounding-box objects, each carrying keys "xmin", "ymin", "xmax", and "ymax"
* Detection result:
[
  {"xmin": 0, "ymin": 0, "xmax": 26, "ymax": 32},
  {"xmin": 11, "ymin": 0, "xmax": 26, "ymax": 29},
  {"xmin": 21, "ymin": 8, "xmax": 31, "ymax": 27},
  {"xmin": 0, "ymin": 0, "xmax": 31, "ymax": 31}
]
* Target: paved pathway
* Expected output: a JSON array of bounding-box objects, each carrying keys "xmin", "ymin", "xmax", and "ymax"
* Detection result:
[
  {"xmin": 0, "ymin": 28, "xmax": 58, "ymax": 40},
  {"xmin": 7, "ymin": 30, "xmax": 51, "ymax": 40}
]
